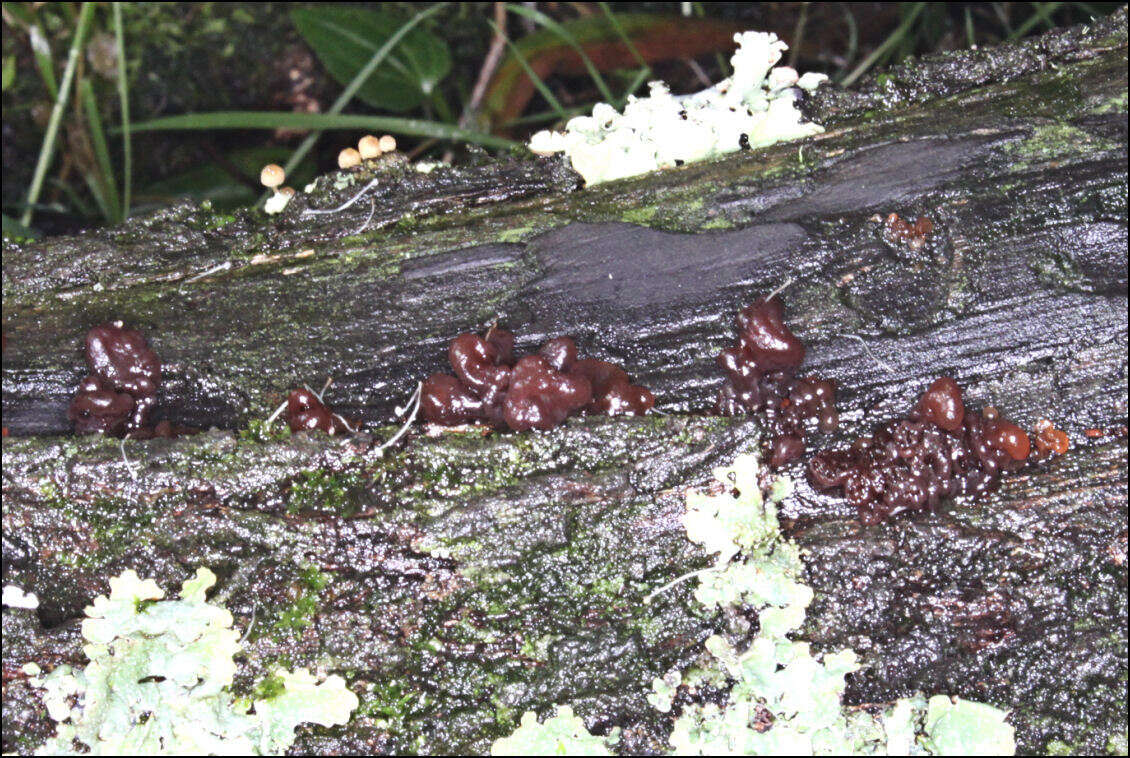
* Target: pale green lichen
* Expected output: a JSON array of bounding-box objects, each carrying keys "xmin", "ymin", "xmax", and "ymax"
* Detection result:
[
  {"xmin": 528, "ymin": 31, "xmax": 826, "ymax": 186},
  {"xmin": 667, "ymin": 454, "xmax": 1015, "ymax": 756},
  {"xmin": 492, "ymin": 453, "xmax": 1017, "ymax": 756},
  {"xmin": 490, "ymin": 705, "xmax": 614, "ymax": 756},
  {"xmin": 31, "ymin": 567, "xmax": 358, "ymax": 755}
]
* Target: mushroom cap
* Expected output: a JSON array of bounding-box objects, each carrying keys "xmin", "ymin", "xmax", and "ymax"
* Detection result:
[
  {"xmin": 358, "ymin": 135, "xmax": 382, "ymax": 160},
  {"xmin": 260, "ymin": 163, "xmax": 286, "ymax": 189},
  {"xmin": 378, "ymin": 134, "xmax": 397, "ymax": 153},
  {"xmin": 338, "ymin": 148, "xmax": 362, "ymax": 169}
]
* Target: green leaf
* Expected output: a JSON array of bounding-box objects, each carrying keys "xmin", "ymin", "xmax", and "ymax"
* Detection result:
[{"xmin": 291, "ymin": 6, "xmax": 451, "ymax": 112}]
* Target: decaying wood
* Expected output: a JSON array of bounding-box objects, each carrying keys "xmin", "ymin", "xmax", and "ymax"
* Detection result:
[{"xmin": 3, "ymin": 11, "xmax": 1127, "ymax": 755}]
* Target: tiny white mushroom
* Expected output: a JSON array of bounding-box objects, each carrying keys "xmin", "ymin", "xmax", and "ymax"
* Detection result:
[
  {"xmin": 260, "ymin": 163, "xmax": 285, "ymax": 190},
  {"xmin": 378, "ymin": 134, "xmax": 397, "ymax": 153},
  {"xmin": 338, "ymin": 147, "xmax": 362, "ymax": 169},
  {"xmin": 358, "ymin": 134, "xmax": 382, "ymax": 160}
]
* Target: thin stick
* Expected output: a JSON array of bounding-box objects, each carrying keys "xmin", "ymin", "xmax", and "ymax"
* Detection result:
[
  {"xmin": 376, "ymin": 382, "xmax": 423, "ymax": 456},
  {"xmin": 119, "ymin": 438, "xmax": 138, "ymax": 483},
  {"xmin": 303, "ymin": 178, "xmax": 379, "ymax": 216},
  {"xmin": 352, "ymin": 199, "xmax": 377, "ymax": 236},
  {"xmin": 239, "ymin": 605, "xmax": 257, "ymax": 644},
  {"xmin": 185, "ymin": 261, "xmax": 232, "ymax": 283},
  {"xmin": 765, "ymin": 276, "xmax": 796, "ymax": 302},
  {"xmin": 644, "ymin": 566, "xmax": 719, "ymax": 604},
  {"xmin": 838, "ymin": 333, "xmax": 895, "ymax": 374},
  {"xmin": 306, "ymin": 377, "xmax": 360, "ymax": 434},
  {"xmin": 462, "ymin": 2, "xmax": 507, "ymax": 127},
  {"xmin": 113, "ymin": 2, "xmax": 131, "ymax": 219},
  {"xmin": 264, "ymin": 400, "xmax": 288, "ymax": 427}
]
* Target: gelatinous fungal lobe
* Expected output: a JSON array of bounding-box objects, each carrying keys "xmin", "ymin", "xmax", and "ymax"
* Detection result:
[
  {"xmin": 69, "ymin": 375, "xmax": 136, "ymax": 435},
  {"xmin": 85, "ymin": 320, "xmax": 161, "ymax": 397},
  {"xmin": 422, "ymin": 329, "xmax": 653, "ymax": 430},
  {"xmin": 69, "ymin": 321, "xmax": 163, "ymax": 436},
  {"xmin": 807, "ymin": 376, "xmax": 1044, "ymax": 525},
  {"xmin": 916, "ymin": 376, "xmax": 964, "ymax": 432},
  {"xmin": 502, "ymin": 355, "xmax": 592, "ymax": 432},
  {"xmin": 285, "ymin": 388, "xmax": 350, "ymax": 435},
  {"xmin": 882, "ymin": 213, "xmax": 934, "ymax": 250},
  {"xmin": 1033, "ymin": 418, "xmax": 1070, "ymax": 456},
  {"xmin": 450, "ymin": 332, "xmax": 512, "ymax": 406},
  {"xmin": 716, "ymin": 295, "xmax": 836, "ymax": 467},
  {"xmin": 736, "ymin": 297, "xmax": 806, "ymax": 372},
  {"xmin": 569, "ymin": 356, "xmax": 654, "ymax": 417}
]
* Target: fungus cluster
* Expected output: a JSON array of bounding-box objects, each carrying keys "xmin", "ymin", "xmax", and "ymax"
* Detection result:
[
  {"xmin": 260, "ymin": 164, "xmax": 295, "ymax": 215},
  {"xmin": 527, "ymin": 31, "xmax": 827, "ymax": 185},
  {"xmin": 340, "ymin": 134, "xmax": 396, "ymax": 169},
  {"xmin": 421, "ymin": 328, "xmax": 653, "ymax": 431},
  {"xmin": 807, "ymin": 376, "xmax": 1040, "ymax": 524},
  {"xmin": 881, "ymin": 213, "xmax": 934, "ymax": 250},
  {"xmin": 715, "ymin": 296, "xmax": 840, "ymax": 467},
  {"xmin": 68, "ymin": 322, "xmax": 192, "ymax": 438}
]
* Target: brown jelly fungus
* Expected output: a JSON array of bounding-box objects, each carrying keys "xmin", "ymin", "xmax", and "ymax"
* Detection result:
[
  {"xmin": 882, "ymin": 213, "xmax": 934, "ymax": 249},
  {"xmin": 286, "ymin": 388, "xmax": 350, "ymax": 435},
  {"xmin": 422, "ymin": 329, "xmax": 653, "ymax": 431},
  {"xmin": 807, "ymin": 376, "xmax": 1043, "ymax": 525},
  {"xmin": 717, "ymin": 295, "xmax": 837, "ymax": 467},
  {"xmin": 69, "ymin": 321, "xmax": 175, "ymax": 437},
  {"xmin": 1033, "ymin": 419, "xmax": 1070, "ymax": 456},
  {"xmin": 917, "ymin": 376, "xmax": 964, "ymax": 432}
]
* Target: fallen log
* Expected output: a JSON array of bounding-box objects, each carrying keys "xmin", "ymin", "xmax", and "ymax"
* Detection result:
[{"xmin": 2, "ymin": 11, "xmax": 1127, "ymax": 756}]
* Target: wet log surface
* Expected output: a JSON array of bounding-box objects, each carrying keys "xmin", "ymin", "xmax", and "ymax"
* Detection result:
[{"xmin": 3, "ymin": 12, "xmax": 1128, "ymax": 756}]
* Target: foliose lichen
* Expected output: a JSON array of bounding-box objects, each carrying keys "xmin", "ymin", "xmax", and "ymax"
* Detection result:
[
  {"xmin": 489, "ymin": 705, "xmax": 615, "ymax": 756},
  {"xmin": 491, "ymin": 453, "xmax": 1017, "ymax": 756},
  {"xmin": 29, "ymin": 567, "xmax": 358, "ymax": 755}
]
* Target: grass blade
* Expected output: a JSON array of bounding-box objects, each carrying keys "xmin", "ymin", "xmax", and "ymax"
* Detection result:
[
  {"xmin": 123, "ymin": 111, "xmax": 520, "ymax": 150},
  {"xmin": 505, "ymin": 3, "xmax": 616, "ymax": 105},
  {"xmin": 840, "ymin": 2, "xmax": 926, "ymax": 87},
  {"xmin": 80, "ymin": 76, "xmax": 121, "ymax": 222},
  {"xmin": 1009, "ymin": 3, "xmax": 1063, "ymax": 40},
  {"xmin": 113, "ymin": 1, "xmax": 131, "ymax": 219},
  {"xmin": 489, "ymin": 19, "xmax": 568, "ymax": 121},
  {"xmin": 21, "ymin": 1, "xmax": 96, "ymax": 227},
  {"xmin": 597, "ymin": 3, "xmax": 651, "ymax": 104},
  {"xmin": 28, "ymin": 23, "xmax": 59, "ymax": 99}
]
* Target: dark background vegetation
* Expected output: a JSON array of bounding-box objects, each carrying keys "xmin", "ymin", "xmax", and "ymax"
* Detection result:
[{"xmin": 2, "ymin": 2, "xmax": 1120, "ymax": 237}]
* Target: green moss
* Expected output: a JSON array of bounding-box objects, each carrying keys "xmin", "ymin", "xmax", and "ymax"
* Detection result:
[
  {"xmin": 239, "ymin": 418, "xmax": 292, "ymax": 444},
  {"xmin": 273, "ymin": 565, "xmax": 333, "ymax": 634},
  {"xmin": 498, "ymin": 226, "xmax": 535, "ymax": 243},
  {"xmin": 1002, "ymin": 123, "xmax": 1118, "ymax": 169},
  {"xmin": 1091, "ymin": 89, "xmax": 1128, "ymax": 114},
  {"xmin": 286, "ymin": 469, "xmax": 366, "ymax": 516},
  {"xmin": 621, "ymin": 205, "xmax": 659, "ymax": 224},
  {"xmin": 700, "ymin": 216, "xmax": 735, "ymax": 230}
]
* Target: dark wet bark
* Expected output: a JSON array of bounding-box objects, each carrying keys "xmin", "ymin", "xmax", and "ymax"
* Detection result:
[{"xmin": 3, "ymin": 11, "xmax": 1127, "ymax": 756}]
